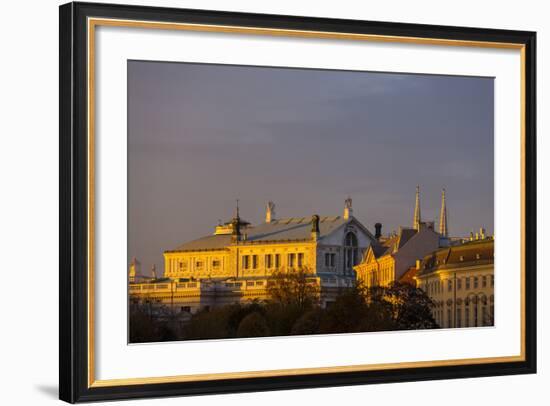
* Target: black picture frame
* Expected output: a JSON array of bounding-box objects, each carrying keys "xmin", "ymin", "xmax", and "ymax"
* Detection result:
[{"xmin": 59, "ymin": 1, "xmax": 537, "ymax": 403}]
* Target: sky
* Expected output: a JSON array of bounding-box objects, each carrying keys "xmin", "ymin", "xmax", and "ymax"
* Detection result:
[{"xmin": 128, "ymin": 60, "xmax": 494, "ymax": 276}]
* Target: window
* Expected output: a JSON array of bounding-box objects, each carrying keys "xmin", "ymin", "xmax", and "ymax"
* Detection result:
[
  {"xmin": 474, "ymin": 276, "xmax": 479, "ymax": 289},
  {"xmin": 325, "ymin": 253, "xmax": 330, "ymax": 267},
  {"xmin": 447, "ymin": 309, "xmax": 452, "ymax": 328},
  {"xmin": 456, "ymin": 307, "xmax": 462, "ymax": 327},
  {"xmin": 491, "ymin": 275, "xmax": 494, "ymax": 287},
  {"xmin": 274, "ymin": 254, "xmax": 280, "ymax": 268},
  {"xmin": 482, "ymin": 275, "xmax": 487, "ymax": 288},
  {"xmin": 180, "ymin": 306, "xmax": 191, "ymax": 313},
  {"xmin": 288, "ymin": 253, "xmax": 296, "ymax": 268},
  {"xmin": 265, "ymin": 254, "xmax": 272, "ymax": 269},
  {"xmin": 297, "ymin": 253, "xmax": 304, "ymax": 268},
  {"xmin": 195, "ymin": 260, "xmax": 204, "ymax": 270},
  {"xmin": 242, "ymin": 255, "xmax": 250, "ymax": 270},
  {"xmin": 457, "ymin": 278, "xmax": 462, "ymax": 290},
  {"xmin": 465, "ymin": 277, "xmax": 471, "ymax": 290},
  {"xmin": 482, "ymin": 306, "xmax": 488, "ymax": 326},
  {"xmin": 179, "ymin": 261, "xmax": 186, "ymax": 271},
  {"xmin": 330, "ymin": 253, "xmax": 336, "ymax": 267},
  {"xmin": 212, "ymin": 260, "xmax": 221, "ymax": 269},
  {"xmin": 474, "ymin": 301, "xmax": 479, "ymax": 327},
  {"xmin": 252, "ymin": 255, "xmax": 258, "ymax": 269},
  {"xmin": 465, "ymin": 304, "xmax": 470, "ymax": 327},
  {"xmin": 247, "ymin": 281, "xmax": 254, "ymax": 287},
  {"xmin": 447, "ymin": 279, "xmax": 452, "ymax": 292},
  {"xmin": 344, "ymin": 232, "xmax": 358, "ymax": 271}
]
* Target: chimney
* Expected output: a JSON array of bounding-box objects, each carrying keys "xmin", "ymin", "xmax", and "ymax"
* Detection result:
[
  {"xmin": 375, "ymin": 223, "xmax": 382, "ymax": 240},
  {"xmin": 265, "ymin": 201, "xmax": 275, "ymax": 223},
  {"xmin": 311, "ymin": 214, "xmax": 320, "ymax": 241}
]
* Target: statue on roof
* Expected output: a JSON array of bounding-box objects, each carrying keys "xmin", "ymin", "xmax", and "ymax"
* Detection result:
[
  {"xmin": 266, "ymin": 201, "xmax": 276, "ymax": 223},
  {"xmin": 344, "ymin": 196, "xmax": 353, "ymax": 219},
  {"xmin": 345, "ymin": 196, "xmax": 352, "ymax": 209},
  {"xmin": 311, "ymin": 214, "xmax": 320, "ymax": 233}
]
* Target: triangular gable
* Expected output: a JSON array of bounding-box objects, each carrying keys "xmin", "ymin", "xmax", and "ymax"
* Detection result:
[{"xmin": 322, "ymin": 216, "xmax": 376, "ymax": 243}]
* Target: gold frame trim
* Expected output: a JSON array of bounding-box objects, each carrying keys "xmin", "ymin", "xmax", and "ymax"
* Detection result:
[{"xmin": 87, "ymin": 17, "xmax": 526, "ymax": 388}]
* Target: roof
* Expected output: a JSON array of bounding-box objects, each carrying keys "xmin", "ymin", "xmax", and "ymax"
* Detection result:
[
  {"xmin": 399, "ymin": 266, "xmax": 419, "ymax": 285},
  {"xmin": 371, "ymin": 227, "xmax": 418, "ymax": 258},
  {"xmin": 417, "ymin": 238, "xmax": 494, "ymax": 276},
  {"xmin": 168, "ymin": 216, "xmax": 354, "ymax": 252}
]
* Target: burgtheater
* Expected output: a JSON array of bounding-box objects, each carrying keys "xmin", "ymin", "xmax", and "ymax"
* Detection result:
[{"xmin": 130, "ymin": 198, "xmax": 376, "ymax": 312}]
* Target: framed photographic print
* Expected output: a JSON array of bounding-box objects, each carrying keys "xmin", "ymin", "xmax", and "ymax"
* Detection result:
[{"xmin": 59, "ymin": 1, "xmax": 537, "ymax": 403}]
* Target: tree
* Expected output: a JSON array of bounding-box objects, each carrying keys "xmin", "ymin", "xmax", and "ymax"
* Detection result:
[
  {"xmin": 319, "ymin": 282, "xmax": 394, "ymax": 333},
  {"xmin": 129, "ymin": 298, "xmax": 180, "ymax": 342},
  {"xmin": 369, "ymin": 282, "xmax": 438, "ymax": 330},
  {"xmin": 185, "ymin": 305, "xmax": 237, "ymax": 340},
  {"xmin": 266, "ymin": 267, "xmax": 320, "ymax": 310},
  {"xmin": 237, "ymin": 312, "xmax": 271, "ymax": 337},
  {"xmin": 319, "ymin": 284, "xmax": 370, "ymax": 333},
  {"xmin": 291, "ymin": 308, "xmax": 323, "ymax": 335}
]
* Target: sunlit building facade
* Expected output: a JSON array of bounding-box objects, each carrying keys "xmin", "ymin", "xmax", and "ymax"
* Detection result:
[
  {"xmin": 415, "ymin": 236, "xmax": 494, "ymax": 328},
  {"xmin": 129, "ymin": 199, "xmax": 376, "ymax": 313},
  {"xmin": 354, "ymin": 186, "xmax": 447, "ymax": 288}
]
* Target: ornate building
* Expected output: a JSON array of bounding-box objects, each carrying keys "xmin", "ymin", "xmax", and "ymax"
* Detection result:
[
  {"xmin": 130, "ymin": 199, "xmax": 376, "ymax": 313},
  {"xmin": 415, "ymin": 235, "xmax": 494, "ymax": 328},
  {"xmin": 354, "ymin": 186, "xmax": 446, "ymax": 288}
]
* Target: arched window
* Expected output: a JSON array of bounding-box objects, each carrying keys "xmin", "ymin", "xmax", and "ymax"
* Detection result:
[{"xmin": 344, "ymin": 232, "xmax": 358, "ymax": 273}]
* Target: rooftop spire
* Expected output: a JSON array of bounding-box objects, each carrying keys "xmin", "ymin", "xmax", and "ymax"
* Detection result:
[
  {"xmin": 235, "ymin": 199, "xmax": 240, "ymax": 220},
  {"xmin": 413, "ymin": 185, "xmax": 421, "ymax": 230},
  {"xmin": 439, "ymin": 188, "xmax": 448, "ymax": 237},
  {"xmin": 231, "ymin": 199, "xmax": 242, "ymax": 243}
]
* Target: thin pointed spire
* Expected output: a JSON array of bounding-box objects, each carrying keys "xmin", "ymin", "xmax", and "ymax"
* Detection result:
[
  {"xmin": 413, "ymin": 185, "xmax": 421, "ymax": 230},
  {"xmin": 439, "ymin": 188, "xmax": 448, "ymax": 237},
  {"xmin": 234, "ymin": 199, "xmax": 240, "ymax": 220},
  {"xmin": 232, "ymin": 199, "xmax": 242, "ymax": 242}
]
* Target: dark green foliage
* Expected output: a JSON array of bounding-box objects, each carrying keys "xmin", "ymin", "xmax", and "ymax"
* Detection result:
[
  {"xmin": 129, "ymin": 300, "xmax": 184, "ymax": 343},
  {"xmin": 291, "ymin": 308, "xmax": 323, "ymax": 335},
  {"xmin": 185, "ymin": 305, "xmax": 238, "ymax": 340},
  {"xmin": 377, "ymin": 282, "xmax": 438, "ymax": 330},
  {"xmin": 237, "ymin": 312, "xmax": 271, "ymax": 337},
  {"xmin": 129, "ymin": 280, "xmax": 438, "ymax": 342},
  {"xmin": 319, "ymin": 285, "xmax": 372, "ymax": 333}
]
